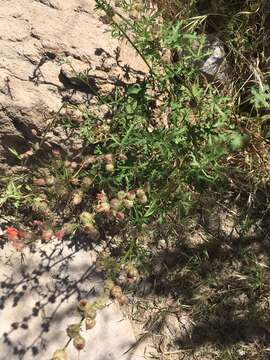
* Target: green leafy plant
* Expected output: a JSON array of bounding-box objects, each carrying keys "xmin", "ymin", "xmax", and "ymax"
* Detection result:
[{"xmin": 250, "ymin": 84, "xmax": 270, "ymax": 111}]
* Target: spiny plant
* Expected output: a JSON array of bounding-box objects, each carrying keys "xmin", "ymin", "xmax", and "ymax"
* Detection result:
[
  {"xmin": 91, "ymin": 0, "xmax": 245, "ymax": 222},
  {"xmin": 0, "ymin": 0, "xmax": 252, "ymax": 248}
]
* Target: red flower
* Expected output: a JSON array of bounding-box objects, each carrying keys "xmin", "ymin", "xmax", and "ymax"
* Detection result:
[
  {"xmin": 6, "ymin": 227, "xmax": 25, "ymax": 252},
  {"xmin": 6, "ymin": 227, "xmax": 19, "ymax": 238}
]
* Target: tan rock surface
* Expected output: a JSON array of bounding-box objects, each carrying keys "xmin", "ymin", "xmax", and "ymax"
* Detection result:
[{"xmin": 0, "ymin": 0, "xmax": 146, "ymax": 169}]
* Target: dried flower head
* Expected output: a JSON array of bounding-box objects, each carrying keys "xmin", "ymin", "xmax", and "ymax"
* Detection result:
[
  {"xmin": 72, "ymin": 190, "xmax": 83, "ymax": 206},
  {"xmin": 105, "ymin": 163, "xmax": 114, "ymax": 173},
  {"xmin": 122, "ymin": 199, "xmax": 134, "ymax": 209},
  {"xmin": 117, "ymin": 191, "xmax": 126, "ymax": 200},
  {"xmin": 96, "ymin": 202, "xmax": 110, "ymax": 213},
  {"xmin": 80, "ymin": 212, "xmax": 94, "ymax": 225},
  {"xmin": 104, "ymin": 153, "xmax": 113, "ymax": 163},
  {"xmin": 52, "ymin": 348, "xmax": 67, "ymax": 360},
  {"xmin": 73, "ymin": 335, "xmax": 85, "ymax": 351},
  {"xmin": 85, "ymin": 317, "xmax": 96, "ymax": 330},
  {"xmin": 110, "ymin": 198, "xmax": 122, "ymax": 211},
  {"xmin": 66, "ymin": 324, "xmax": 81, "ymax": 338},
  {"xmin": 81, "ymin": 177, "xmax": 93, "ymax": 190},
  {"xmin": 110, "ymin": 285, "xmax": 123, "ymax": 299}
]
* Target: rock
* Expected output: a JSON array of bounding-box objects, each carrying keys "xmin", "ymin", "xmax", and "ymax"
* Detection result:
[
  {"xmin": 0, "ymin": 239, "xmax": 148, "ymax": 359},
  {"xmin": 0, "ymin": 0, "xmax": 147, "ymax": 171},
  {"xmin": 199, "ymin": 34, "xmax": 228, "ymax": 81}
]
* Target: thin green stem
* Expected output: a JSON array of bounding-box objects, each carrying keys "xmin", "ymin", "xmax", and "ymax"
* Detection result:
[{"xmin": 96, "ymin": 0, "xmax": 154, "ymax": 75}]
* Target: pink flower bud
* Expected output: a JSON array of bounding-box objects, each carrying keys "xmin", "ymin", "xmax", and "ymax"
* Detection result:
[
  {"xmin": 42, "ymin": 229, "xmax": 54, "ymax": 242},
  {"xmin": 115, "ymin": 212, "xmax": 125, "ymax": 221}
]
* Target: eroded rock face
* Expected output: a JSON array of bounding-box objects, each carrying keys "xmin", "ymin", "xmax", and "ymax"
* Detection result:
[{"xmin": 0, "ymin": 0, "xmax": 146, "ymax": 171}]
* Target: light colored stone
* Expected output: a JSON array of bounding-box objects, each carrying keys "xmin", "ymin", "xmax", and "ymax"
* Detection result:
[
  {"xmin": 0, "ymin": 0, "xmax": 147, "ymax": 170},
  {"xmin": 199, "ymin": 34, "xmax": 228, "ymax": 81},
  {"xmin": 0, "ymin": 240, "xmax": 147, "ymax": 359}
]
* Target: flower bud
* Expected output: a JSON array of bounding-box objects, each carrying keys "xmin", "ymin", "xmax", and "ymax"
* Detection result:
[
  {"xmin": 136, "ymin": 189, "xmax": 145, "ymax": 198},
  {"xmin": 97, "ymin": 191, "xmax": 108, "ymax": 202},
  {"xmin": 52, "ymin": 159, "xmax": 62, "ymax": 169},
  {"xmin": 126, "ymin": 191, "xmax": 136, "ymax": 200},
  {"xmin": 81, "ymin": 177, "xmax": 92, "ymax": 190},
  {"xmin": 73, "ymin": 335, "xmax": 85, "ymax": 351},
  {"xmin": 118, "ymin": 153, "xmax": 127, "ymax": 161},
  {"xmin": 70, "ymin": 178, "xmax": 80, "ymax": 186},
  {"xmin": 85, "ymin": 317, "xmax": 96, "ymax": 330},
  {"xmin": 46, "ymin": 176, "xmax": 55, "ymax": 186},
  {"xmin": 32, "ymin": 199, "xmax": 49, "ymax": 215},
  {"xmin": 122, "ymin": 199, "xmax": 134, "ymax": 209},
  {"xmin": 72, "ymin": 190, "xmax": 83, "ymax": 206},
  {"xmin": 83, "ymin": 223, "xmax": 95, "ymax": 234},
  {"xmin": 85, "ymin": 303, "xmax": 97, "ymax": 319},
  {"xmin": 64, "ymin": 160, "xmax": 71, "ymax": 168},
  {"xmin": 66, "ymin": 324, "xmax": 80, "ymax": 338},
  {"xmin": 92, "ymin": 296, "xmax": 107, "ymax": 310},
  {"xmin": 115, "ymin": 212, "xmax": 125, "ymax": 221},
  {"xmin": 42, "ymin": 229, "xmax": 54, "ymax": 242},
  {"xmin": 110, "ymin": 285, "xmax": 122, "ymax": 299},
  {"xmin": 138, "ymin": 195, "xmax": 147, "ymax": 204},
  {"xmin": 52, "ymin": 348, "xmax": 67, "ymax": 360},
  {"xmin": 63, "ymin": 223, "xmax": 77, "ymax": 235},
  {"xmin": 51, "ymin": 148, "xmax": 61, "ymax": 158},
  {"xmin": 96, "ymin": 202, "xmax": 110, "ymax": 213},
  {"xmin": 104, "ymin": 279, "xmax": 114, "ymax": 291},
  {"xmin": 70, "ymin": 161, "xmax": 78, "ymax": 169},
  {"xmin": 110, "ymin": 198, "xmax": 121, "ymax": 211},
  {"xmin": 104, "ymin": 153, "xmax": 113, "ymax": 163},
  {"xmin": 83, "ymin": 155, "xmax": 97, "ymax": 167},
  {"xmin": 118, "ymin": 294, "xmax": 129, "ymax": 305},
  {"xmin": 117, "ymin": 191, "xmax": 126, "ymax": 200},
  {"xmin": 105, "ymin": 163, "xmax": 114, "ymax": 173},
  {"xmin": 77, "ymin": 299, "xmax": 88, "ymax": 313},
  {"xmin": 80, "ymin": 212, "xmax": 93, "ymax": 225},
  {"xmin": 128, "ymin": 268, "xmax": 139, "ymax": 279}
]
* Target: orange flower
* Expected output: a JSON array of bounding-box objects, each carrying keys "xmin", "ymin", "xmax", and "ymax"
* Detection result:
[
  {"xmin": 6, "ymin": 227, "xmax": 25, "ymax": 252},
  {"xmin": 6, "ymin": 227, "xmax": 19, "ymax": 238}
]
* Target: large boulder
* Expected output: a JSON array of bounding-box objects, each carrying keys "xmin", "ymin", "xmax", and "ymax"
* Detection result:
[{"xmin": 0, "ymin": 0, "xmax": 146, "ymax": 171}]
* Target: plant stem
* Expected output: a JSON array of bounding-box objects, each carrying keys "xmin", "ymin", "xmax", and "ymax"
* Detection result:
[{"xmin": 97, "ymin": 0, "xmax": 154, "ymax": 76}]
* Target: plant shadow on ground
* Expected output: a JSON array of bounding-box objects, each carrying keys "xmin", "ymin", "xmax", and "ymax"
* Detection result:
[
  {"xmin": 131, "ymin": 194, "xmax": 270, "ymax": 358},
  {"xmin": 0, "ymin": 237, "xmax": 103, "ymax": 359}
]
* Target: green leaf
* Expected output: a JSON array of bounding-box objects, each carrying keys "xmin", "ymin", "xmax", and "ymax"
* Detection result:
[
  {"xmin": 127, "ymin": 85, "xmax": 142, "ymax": 95},
  {"xmin": 230, "ymin": 132, "xmax": 249, "ymax": 151},
  {"xmin": 250, "ymin": 85, "xmax": 270, "ymax": 110}
]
